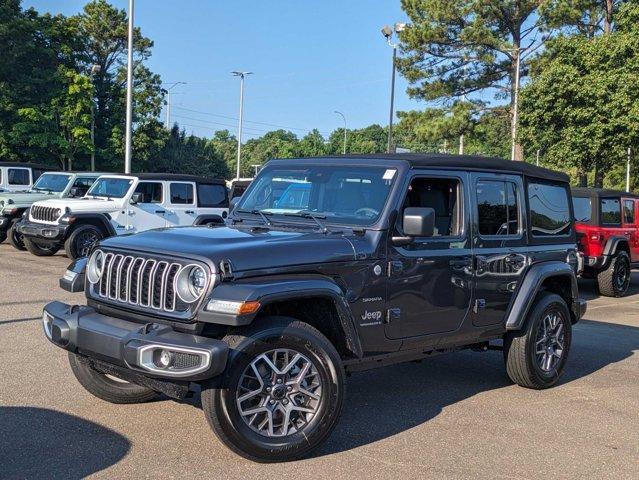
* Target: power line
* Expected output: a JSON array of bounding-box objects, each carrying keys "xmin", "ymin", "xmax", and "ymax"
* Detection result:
[{"xmin": 171, "ymin": 114, "xmax": 272, "ymax": 136}]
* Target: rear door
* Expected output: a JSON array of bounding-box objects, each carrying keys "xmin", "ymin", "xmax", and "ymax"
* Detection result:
[
  {"xmin": 622, "ymin": 198, "xmax": 639, "ymax": 261},
  {"xmin": 7, "ymin": 167, "xmax": 30, "ymax": 191},
  {"xmin": 470, "ymin": 173, "xmax": 527, "ymax": 327},
  {"xmin": 165, "ymin": 181, "xmax": 197, "ymax": 226},
  {"xmin": 128, "ymin": 181, "xmax": 167, "ymax": 232}
]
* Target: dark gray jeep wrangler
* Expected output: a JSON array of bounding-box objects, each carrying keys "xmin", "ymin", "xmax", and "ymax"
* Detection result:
[{"xmin": 43, "ymin": 154, "xmax": 586, "ymax": 462}]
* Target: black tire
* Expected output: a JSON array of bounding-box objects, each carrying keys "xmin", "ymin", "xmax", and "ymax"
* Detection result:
[
  {"xmin": 597, "ymin": 250, "xmax": 631, "ymax": 297},
  {"xmin": 7, "ymin": 219, "xmax": 26, "ymax": 251},
  {"xmin": 23, "ymin": 237, "xmax": 60, "ymax": 256},
  {"xmin": 0, "ymin": 231, "xmax": 6, "ymax": 244},
  {"xmin": 504, "ymin": 292, "xmax": 572, "ymax": 389},
  {"xmin": 64, "ymin": 224, "xmax": 104, "ymax": 259},
  {"xmin": 201, "ymin": 316, "xmax": 345, "ymax": 462},
  {"xmin": 68, "ymin": 352, "xmax": 157, "ymax": 404}
]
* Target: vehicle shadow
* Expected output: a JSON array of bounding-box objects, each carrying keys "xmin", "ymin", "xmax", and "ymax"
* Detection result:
[
  {"xmin": 0, "ymin": 406, "xmax": 130, "ymax": 479},
  {"xmin": 313, "ymin": 318, "xmax": 639, "ymax": 457},
  {"xmin": 578, "ymin": 271, "xmax": 639, "ymax": 301}
]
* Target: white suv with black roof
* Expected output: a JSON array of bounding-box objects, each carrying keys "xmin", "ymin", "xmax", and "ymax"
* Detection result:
[{"xmin": 17, "ymin": 173, "xmax": 228, "ymax": 259}]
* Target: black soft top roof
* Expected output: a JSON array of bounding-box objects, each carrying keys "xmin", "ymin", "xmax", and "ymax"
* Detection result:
[
  {"xmin": 571, "ymin": 187, "xmax": 639, "ymax": 199},
  {"xmin": 0, "ymin": 162, "xmax": 55, "ymax": 170},
  {"xmin": 134, "ymin": 173, "xmax": 225, "ymax": 185},
  {"xmin": 274, "ymin": 153, "xmax": 569, "ymax": 183}
]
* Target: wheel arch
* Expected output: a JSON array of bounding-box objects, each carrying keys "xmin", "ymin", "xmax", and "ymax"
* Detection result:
[
  {"xmin": 603, "ymin": 236, "xmax": 630, "ymax": 257},
  {"xmin": 68, "ymin": 214, "xmax": 116, "ymax": 237},
  {"xmin": 194, "ymin": 214, "xmax": 225, "ymax": 226},
  {"xmin": 505, "ymin": 261, "xmax": 584, "ymax": 330}
]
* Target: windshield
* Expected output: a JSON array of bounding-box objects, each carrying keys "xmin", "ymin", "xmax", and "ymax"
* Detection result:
[
  {"xmin": 87, "ymin": 177, "xmax": 134, "ymax": 198},
  {"xmin": 237, "ymin": 165, "xmax": 398, "ymax": 226},
  {"xmin": 31, "ymin": 173, "xmax": 72, "ymax": 193}
]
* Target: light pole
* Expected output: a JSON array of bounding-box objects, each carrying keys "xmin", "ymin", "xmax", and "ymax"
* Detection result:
[
  {"xmin": 381, "ymin": 22, "xmax": 406, "ymax": 154},
  {"xmin": 232, "ymin": 71, "xmax": 252, "ymax": 180},
  {"xmin": 511, "ymin": 46, "xmax": 522, "ymax": 161},
  {"xmin": 89, "ymin": 64, "xmax": 101, "ymax": 172},
  {"xmin": 124, "ymin": 0, "xmax": 134, "ymax": 174},
  {"xmin": 334, "ymin": 111, "xmax": 347, "ymax": 154},
  {"xmin": 627, "ymin": 147, "xmax": 632, "ymax": 192},
  {"xmin": 165, "ymin": 81, "xmax": 186, "ymax": 128}
]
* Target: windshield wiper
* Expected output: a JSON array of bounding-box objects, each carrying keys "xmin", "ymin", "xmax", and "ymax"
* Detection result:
[
  {"xmin": 236, "ymin": 208, "xmax": 273, "ymax": 226},
  {"xmin": 283, "ymin": 211, "xmax": 329, "ymax": 233}
]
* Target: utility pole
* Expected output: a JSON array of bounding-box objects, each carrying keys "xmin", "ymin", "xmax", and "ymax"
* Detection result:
[
  {"xmin": 627, "ymin": 147, "xmax": 632, "ymax": 192},
  {"xmin": 511, "ymin": 47, "xmax": 522, "ymax": 161},
  {"xmin": 232, "ymin": 71, "xmax": 252, "ymax": 180},
  {"xmin": 89, "ymin": 64, "xmax": 101, "ymax": 172},
  {"xmin": 381, "ymin": 23, "xmax": 406, "ymax": 154},
  {"xmin": 124, "ymin": 0, "xmax": 134, "ymax": 174},
  {"xmin": 334, "ymin": 111, "xmax": 347, "ymax": 154},
  {"xmin": 536, "ymin": 148, "xmax": 540, "ymax": 166},
  {"xmin": 458, "ymin": 133, "xmax": 464, "ymax": 154},
  {"xmin": 164, "ymin": 82, "xmax": 186, "ymax": 128}
]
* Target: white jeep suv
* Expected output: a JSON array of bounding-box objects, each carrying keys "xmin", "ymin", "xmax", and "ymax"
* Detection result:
[{"xmin": 17, "ymin": 173, "xmax": 228, "ymax": 259}]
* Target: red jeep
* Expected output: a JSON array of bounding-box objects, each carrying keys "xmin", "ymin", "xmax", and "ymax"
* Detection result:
[{"xmin": 572, "ymin": 188, "xmax": 639, "ymax": 296}]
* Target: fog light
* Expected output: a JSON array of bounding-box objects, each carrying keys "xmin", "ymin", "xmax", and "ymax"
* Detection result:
[
  {"xmin": 155, "ymin": 349, "xmax": 174, "ymax": 369},
  {"xmin": 44, "ymin": 229, "xmax": 56, "ymax": 237}
]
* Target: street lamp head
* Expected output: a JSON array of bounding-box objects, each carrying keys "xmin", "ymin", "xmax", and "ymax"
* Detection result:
[
  {"xmin": 232, "ymin": 71, "xmax": 253, "ymax": 77},
  {"xmin": 381, "ymin": 25, "xmax": 393, "ymax": 39},
  {"xmin": 394, "ymin": 22, "xmax": 407, "ymax": 33}
]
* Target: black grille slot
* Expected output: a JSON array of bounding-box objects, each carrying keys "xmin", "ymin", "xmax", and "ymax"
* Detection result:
[
  {"xmin": 128, "ymin": 258, "xmax": 144, "ymax": 304},
  {"xmin": 165, "ymin": 264, "xmax": 180, "ymax": 311},
  {"xmin": 152, "ymin": 262, "xmax": 168, "ymax": 309},
  {"xmin": 139, "ymin": 260, "xmax": 156, "ymax": 307},
  {"xmin": 109, "ymin": 254, "xmax": 123, "ymax": 298},
  {"xmin": 118, "ymin": 257, "xmax": 133, "ymax": 301}
]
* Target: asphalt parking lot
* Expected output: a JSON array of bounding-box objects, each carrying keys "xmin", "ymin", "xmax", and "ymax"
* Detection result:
[{"xmin": 0, "ymin": 243, "xmax": 638, "ymax": 479}]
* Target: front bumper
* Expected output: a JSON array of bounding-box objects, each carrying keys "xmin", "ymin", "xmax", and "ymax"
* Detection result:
[
  {"xmin": 16, "ymin": 219, "xmax": 69, "ymax": 242},
  {"xmin": 42, "ymin": 301, "xmax": 229, "ymax": 381},
  {"xmin": 0, "ymin": 215, "xmax": 9, "ymax": 232}
]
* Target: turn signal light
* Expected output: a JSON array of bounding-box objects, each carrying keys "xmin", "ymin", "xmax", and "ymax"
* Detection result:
[{"xmin": 206, "ymin": 299, "xmax": 261, "ymax": 315}]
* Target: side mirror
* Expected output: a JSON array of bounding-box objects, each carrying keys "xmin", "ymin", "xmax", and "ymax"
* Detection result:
[
  {"xmin": 229, "ymin": 195, "xmax": 241, "ymax": 212},
  {"xmin": 130, "ymin": 192, "xmax": 142, "ymax": 205},
  {"xmin": 392, "ymin": 207, "xmax": 435, "ymax": 245}
]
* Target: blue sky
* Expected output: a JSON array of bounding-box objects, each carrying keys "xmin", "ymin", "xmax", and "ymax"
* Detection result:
[{"xmin": 25, "ymin": 0, "xmax": 418, "ymax": 140}]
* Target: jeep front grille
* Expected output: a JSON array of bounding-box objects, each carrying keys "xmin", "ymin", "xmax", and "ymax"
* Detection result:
[
  {"xmin": 31, "ymin": 205, "xmax": 61, "ymax": 222},
  {"xmin": 98, "ymin": 253, "xmax": 186, "ymax": 313}
]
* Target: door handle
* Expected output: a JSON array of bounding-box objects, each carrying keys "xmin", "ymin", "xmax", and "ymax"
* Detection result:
[
  {"xmin": 155, "ymin": 210, "xmax": 166, "ymax": 214},
  {"xmin": 449, "ymin": 258, "xmax": 472, "ymax": 268},
  {"xmin": 185, "ymin": 210, "xmax": 195, "ymax": 214}
]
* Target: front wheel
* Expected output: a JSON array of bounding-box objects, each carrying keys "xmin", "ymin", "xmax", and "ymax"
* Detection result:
[
  {"xmin": 597, "ymin": 250, "xmax": 631, "ymax": 297},
  {"xmin": 201, "ymin": 317, "xmax": 345, "ymax": 462},
  {"xmin": 7, "ymin": 219, "xmax": 26, "ymax": 251},
  {"xmin": 23, "ymin": 237, "xmax": 60, "ymax": 256},
  {"xmin": 64, "ymin": 224, "xmax": 104, "ymax": 259},
  {"xmin": 504, "ymin": 292, "xmax": 572, "ymax": 389},
  {"xmin": 68, "ymin": 353, "xmax": 157, "ymax": 404}
]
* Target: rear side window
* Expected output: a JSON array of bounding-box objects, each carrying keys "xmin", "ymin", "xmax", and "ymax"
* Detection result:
[
  {"xmin": 8, "ymin": 168, "xmax": 29, "ymax": 185},
  {"xmin": 198, "ymin": 183, "xmax": 228, "ymax": 207},
  {"xmin": 623, "ymin": 200, "xmax": 635, "ymax": 224},
  {"xmin": 170, "ymin": 183, "xmax": 194, "ymax": 204},
  {"xmin": 600, "ymin": 198, "xmax": 621, "ymax": 225},
  {"xmin": 134, "ymin": 182, "xmax": 163, "ymax": 203},
  {"xmin": 73, "ymin": 177, "xmax": 97, "ymax": 196},
  {"xmin": 476, "ymin": 180, "xmax": 519, "ymax": 236},
  {"xmin": 32, "ymin": 168, "xmax": 46, "ymax": 181},
  {"xmin": 528, "ymin": 182, "xmax": 571, "ymax": 236},
  {"xmin": 572, "ymin": 197, "xmax": 592, "ymax": 223}
]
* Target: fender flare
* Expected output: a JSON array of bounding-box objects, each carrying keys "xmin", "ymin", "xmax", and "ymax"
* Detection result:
[
  {"xmin": 68, "ymin": 213, "xmax": 116, "ymax": 237},
  {"xmin": 194, "ymin": 213, "xmax": 226, "ymax": 226},
  {"xmin": 505, "ymin": 261, "xmax": 583, "ymax": 330},
  {"xmin": 199, "ymin": 276, "xmax": 363, "ymax": 358},
  {"xmin": 602, "ymin": 235, "xmax": 629, "ymax": 257}
]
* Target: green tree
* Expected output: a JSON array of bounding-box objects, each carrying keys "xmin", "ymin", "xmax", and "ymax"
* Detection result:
[{"xmin": 299, "ymin": 129, "xmax": 327, "ymax": 157}]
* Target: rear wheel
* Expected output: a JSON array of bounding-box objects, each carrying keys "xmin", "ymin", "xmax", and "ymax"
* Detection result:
[
  {"xmin": 23, "ymin": 237, "xmax": 60, "ymax": 256},
  {"xmin": 68, "ymin": 353, "xmax": 157, "ymax": 404},
  {"xmin": 0, "ymin": 231, "xmax": 6, "ymax": 243},
  {"xmin": 7, "ymin": 219, "xmax": 26, "ymax": 251},
  {"xmin": 201, "ymin": 317, "xmax": 345, "ymax": 462},
  {"xmin": 64, "ymin": 224, "xmax": 104, "ymax": 259},
  {"xmin": 504, "ymin": 292, "xmax": 572, "ymax": 389},
  {"xmin": 597, "ymin": 250, "xmax": 631, "ymax": 297}
]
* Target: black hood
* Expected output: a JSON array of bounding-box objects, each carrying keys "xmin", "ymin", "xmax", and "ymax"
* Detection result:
[{"xmin": 100, "ymin": 225, "xmax": 359, "ymax": 272}]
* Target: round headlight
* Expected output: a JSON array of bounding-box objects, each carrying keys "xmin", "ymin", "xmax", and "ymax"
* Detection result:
[
  {"xmin": 176, "ymin": 265, "xmax": 208, "ymax": 303},
  {"xmin": 86, "ymin": 249, "xmax": 105, "ymax": 284}
]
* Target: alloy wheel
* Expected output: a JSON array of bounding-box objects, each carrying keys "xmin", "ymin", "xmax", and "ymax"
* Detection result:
[
  {"xmin": 235, "ymin": 348, "xmax": 323, "ymax": 438},
  {"xmin": 615, "ymin": 256, "xmax": 630, "ymax": 292},
  {"xmin": 77, "ymin": 231, "xmax": 99, "ymax": 257},
  {"xmin": 535, "ymin": 310, "xmax": 566, "ymax": 372}
]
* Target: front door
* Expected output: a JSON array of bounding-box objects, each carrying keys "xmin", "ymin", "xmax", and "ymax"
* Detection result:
[
  {"xmin": 385, "ymin": 171, "xmax": 473, "ymax": 339},
  {"xmin": 470, "ymin": 173, "xmax": 527, "ymax": 327},
  {"xmin": 127, "ymin": 181, "xmax": 167, "ymax": 233},
  {"xmin": 164, "ymin": 181, "xmax": 197, "ymax": 227}
]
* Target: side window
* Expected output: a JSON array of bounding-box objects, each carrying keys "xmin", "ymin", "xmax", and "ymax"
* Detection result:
[
  {"xmin": 528, "ymin": 182, "xmax": 572, "ymax": 236},
  {"xmin": 134, "ymin": 182, "xmax": 163, "ymax": 203},
  {"xmin": 72, "ymin": 177, "xmax": 97, "ymax": 196},
  {"xmin": 623, "ymin": 199, "xmax": 635, "ymax": 224},
  {"xmin": 170, "ymin": 182, "xmax": 194, "ymax": 204},
  {"xmin": 8, "ymin": 168, "xmax": 30, "ymax": 185},
  {"xmin": 403, "ymin": 177, "xmax": 462, "ymax": 237},
  {"xmin": 600, "ymin": 198, "xmax": 621, "ymax": 225},
  {"xmin": 476, "ymin": 180, "xmax": 519, "ymax": 236},
  {"xmin": 198, "ymin": 183, "xmax": 229, "ymax": 207}
]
